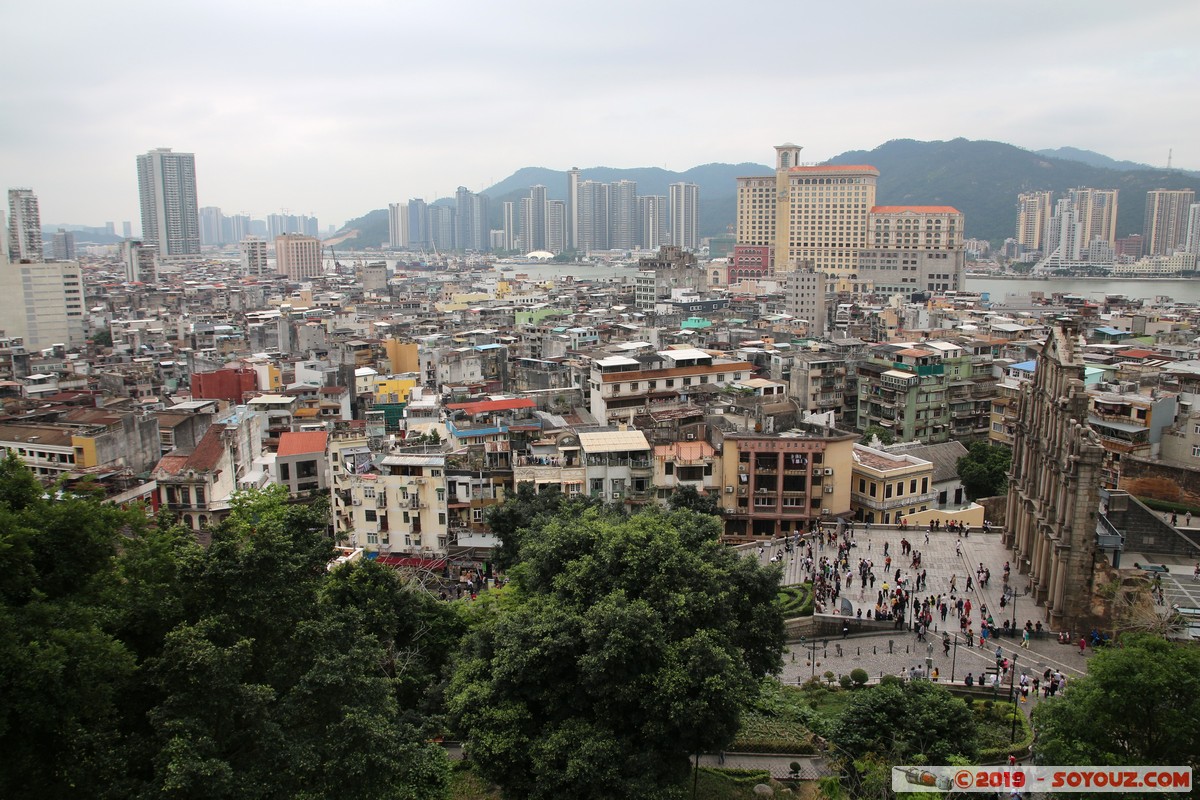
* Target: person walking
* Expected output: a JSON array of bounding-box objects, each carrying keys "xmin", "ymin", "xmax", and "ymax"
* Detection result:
[
  {"xmin": 1079, "ymin": 635, "xmax": 1087, "ymax": 654},
  {"xmin": 1021, "ymin": 627, "xmax": 1030, "ymax": 648}
]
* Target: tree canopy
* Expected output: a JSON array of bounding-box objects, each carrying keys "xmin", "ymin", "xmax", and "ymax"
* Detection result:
[
  {"xmin": 447, "ymin": 505, "xmax": 784, "ymax": 799},
  {"xmin": 0, "ymin": 475, "xmax": 456, "ymax": 800},
  {"xmin": 831, "ymin": 679, "xmax": 980, "ymax": 764},
  {"xmin": 484, "ymin": 482, "xmax": 604, "ymax": 570},
  {"xmin": 956, "ymin": 441, "xmax": 1011, "ymax": 500},
  {"xmin": 1032, "ymin": 635, "xmax": 1200, "ymax": 772},
  {"xmin": 667, "ymin": 484, "xmax": 720, "ymax": 516}
]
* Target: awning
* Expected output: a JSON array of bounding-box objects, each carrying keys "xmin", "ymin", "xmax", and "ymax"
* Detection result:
[{"xmin": 1087, "ymin": 416, "xmax": 1145, "ymax": 434}]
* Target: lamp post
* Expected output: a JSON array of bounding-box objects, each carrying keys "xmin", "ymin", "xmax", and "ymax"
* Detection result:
[
  {"xmin": 950, "ymin": 633, "xmax": 960, "ymax": 682},
  {"xmin": 1009, "ymin": 653, "xmax": 1020, "ymax": 743},
  {"xmin": 799, "ymin": 636, "xmax": 825, "ymax": 681}
]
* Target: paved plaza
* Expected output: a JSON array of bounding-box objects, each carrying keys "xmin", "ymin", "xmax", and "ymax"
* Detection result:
[{"xmin": 745, "ymin": 526, "xmax": 1097, "ymax": 688}]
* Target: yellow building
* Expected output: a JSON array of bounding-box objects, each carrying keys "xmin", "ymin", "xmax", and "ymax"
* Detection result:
[
  {"xmin": 386, "ymin": 340, "xmax": 420, "ymax": 374},
  {"xmin": 372, "ymin": 375, "xmax": 418, "ymax": 405},
  {"xmin": 717, "ymin": 426, "xmax": 857, "ymax": 540},
  {"xmin": 849, "ymin": 444, "xmax": 936, "ymax": 525},
  {"xmin": 737, "ymin": 143, "xmax": 878, "ymax": 276}
]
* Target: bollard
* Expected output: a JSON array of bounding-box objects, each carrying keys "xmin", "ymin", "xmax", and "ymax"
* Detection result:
[
  {"xmin": 873, "ymin": 646, "xmax": 876, "ymax": 655},
  {"xmin": 857, "ymin": 647, "xmax": 861, "ymax": 656},
  {"xmin": 906, "ymin": 645, "xmax": 910, "ymax": 654}
]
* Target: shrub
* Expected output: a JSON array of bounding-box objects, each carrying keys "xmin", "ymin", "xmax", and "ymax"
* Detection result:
[
  {"xmin": 850, "ymin": 668, "xmax": 869, "ymax": 687},
  {"xmin": 880, "ymin": 674, "xmax": 903, "ymax": 688},
  {"xmin": 838, "ymin": 674, "xmax": 853, "ymax": 690}
]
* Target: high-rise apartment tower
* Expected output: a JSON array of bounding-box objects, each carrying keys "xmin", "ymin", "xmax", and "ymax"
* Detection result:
[{"xmin": 136, "ymin": 148, "xmax": 200, "ymax": 257}]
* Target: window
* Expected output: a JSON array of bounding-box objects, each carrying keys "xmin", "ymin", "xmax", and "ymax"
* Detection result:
[
  {"xmin": 869, "ymin": 483, "xmax": 877, "ymax": 497},
  {"xmin": 436, "ymin": 488, "xmax": 445, "ymax": 502},
  {"xmin": 367, "ymin": 531, "xmax": 378, "ymax": 545},
  {"xmin": 365, "ymin": 510, "xmax": 377, "ymax": 522},
  {"xmin": 909, "ymin": 479, "xmax": 917, "ymax": 494},
  {"xmin": 280, "ymin": 463, "xmax": 290, "ymax": 481},
  {"xmin": 665, "ymin": 462, "xmax": 674, "ymax": 475},
  {"xmin": 1192, "ymin": 445, "xmax": 1200, "ymax": 458},
  {"xmin": 921, "ymin": 477, "xmax": 929, "ymax": 493},
  {"xmin": 885, "ymin": 483, "xmax": 893, "ymax": 499},
  {"xmin": 363, "ymin": 486, "xmax": 376, "ymax": 498},
  {"xmin": 472, "ymin": 508, "xmax": 483, "ymax": 523},
  {"xmin": 858, "ymin": 478, "xmax": 866, "ymax": 493},
  {"xmin": 194, "ymin": 486, "xmax": 206, "ymax": 504}
]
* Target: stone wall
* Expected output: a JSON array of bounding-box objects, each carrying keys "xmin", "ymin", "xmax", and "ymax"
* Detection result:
[
  {"xmin": 978, "ymin": 495, "xmax": 1007, "ymax": 527},
  {"xmin": 1104, "ymin": 491, "xmax": 1200, "ymax": 559},
  {"xmin": 1120, "ymin": 455, "xmax": 1200, "ymax": 510}
]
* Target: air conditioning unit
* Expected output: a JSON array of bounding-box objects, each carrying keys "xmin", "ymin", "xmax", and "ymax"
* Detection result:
[
  {"xmin": 414, "ymin": 478, "xmax": 426, "ymax": 485},
  {"xmin": 821, "ymin": 508, "xmax": 832, "ymax": 516},
  {"xmin": 612, "ymin": 492, "xmax": 621, "ymax": 499},
  {"xmin": 352, "ymin": 499, "xmax": 362, "ymax": 506},
  {"xmin": 823, "ymin": 485, "xmax": 834, "ymax": 494},
  {"xmin": 823, "ymin": 468, "xmax": 834, "ymax": 476},
  {"xmin": 725, "ymin": 486, "xmax": 734, "ymax": 494},
  {"xmin": 686, "ymin": 433, "xmax": 695, "ymax": 441}
]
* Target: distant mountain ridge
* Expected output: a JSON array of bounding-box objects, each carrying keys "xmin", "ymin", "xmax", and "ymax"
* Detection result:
[
  {"xmin": 827, "ymin": 138, "xmax": 1197, "ymax": 243},
  {"xmin": 332, "ymin": 139, "xmax": 1199, "ymax": 248},
  {"xmin": 1034, "ymin": 146, "xmax": 1198, "ymax": 177}
]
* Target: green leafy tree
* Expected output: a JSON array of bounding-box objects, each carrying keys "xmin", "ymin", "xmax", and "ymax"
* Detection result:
[
  {"xmin": 448, "ymin": 506, "xmax": 784, "ymax": 799},
  {"xmin": 831, "ymin": 680, "xmax": 979, "ymax": 764},
  {"xmin": 485, "ymin": 482, "xmax": 603, "ymax": 570},
  {"xmin": 91, "ymin": 329, "xmax": 114, "ymax": 348},
  {"xmin": 0, "ymin": 461, "xmax": 154, "ymax": 799},
  {"xmin": 956, "ymin": 440, "xmax": 1011, "ymax": 500},
  {"xmin": 142, "ymin": 486, "xmax": 451, "ymax": 800},
  {"xmin": 668, "ymin": 484, "xmax": 720, "ymax": 516},
  {"xmin": 860, "ymin": 425, "xmax": 895, "ymax": 446},
  {"xmin": 0, "ymin": 475, "xmax": 453, "ymax": 800},
  {"xmin": 1033, "ymin": 635, "xmax": 1200, "ymax": 772}
]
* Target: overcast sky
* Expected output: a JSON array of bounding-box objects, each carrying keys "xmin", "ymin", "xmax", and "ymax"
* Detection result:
[{"xmin": 2, "ymin": 1, "xmax": 1197, "ymax": 229}]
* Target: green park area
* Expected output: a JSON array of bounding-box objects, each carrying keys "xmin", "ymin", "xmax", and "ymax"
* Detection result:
[{"xmin": 1, "ymin": 463, "xmax": 1196, "ymax": 800}]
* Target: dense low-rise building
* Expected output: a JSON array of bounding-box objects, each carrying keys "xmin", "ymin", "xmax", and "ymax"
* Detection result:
[{"xmin": 716, "ymin": 424, "xmax": 857, "ymax": 539}]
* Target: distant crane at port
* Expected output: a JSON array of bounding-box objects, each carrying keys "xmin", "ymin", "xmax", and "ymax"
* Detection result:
[{"xmin": 328, "ymin": 244, "xmax": 344, "ymax": 273}]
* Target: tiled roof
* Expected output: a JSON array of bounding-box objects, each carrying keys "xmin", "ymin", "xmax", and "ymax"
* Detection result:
[
  {"xmin": 788, "ymin": 164, "xmax": 879, "ymax": 174},
  {"xmin": 277, "ymin": 430, "xmax": 329, "ymax": 457},
  {"xmin": 447, "ymin": 397, "xmax": 536, "ymax": 415},
  {"xmin": 871, "ymin": 205, "xmax": 962, "ymax": 215}
]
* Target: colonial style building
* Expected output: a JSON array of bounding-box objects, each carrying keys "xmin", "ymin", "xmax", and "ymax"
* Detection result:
[{"xmin": 1005, "ymin": 322, "xmax": 1105, "ymax": 632}]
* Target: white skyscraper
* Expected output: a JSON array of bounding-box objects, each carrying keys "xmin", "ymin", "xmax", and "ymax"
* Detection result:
[
  {"xmin": 668, "ymin": 182, "xmax": 699, "ymax": 250},
  {"xmin": 1185, "ymin": 204, "xmax": 1200, "ymax": 257},
  {"xmin": 7, "ymin": 188, "xmax": 43, "ymax": 262},
  {"xmin": 240, "ymin": 236, "xmax": 269, "ymax": 276},
  {"xmin": 1015, "ymin": 191, "xmax": 1053, "ymax": 253},
  {"xmin": 136, "ymin": 148, "xmax": 200, "ymax": 256},
  {"xmin": 608, "ymin": 180, "xmax": 637, "ymax": 250},
  {"xmin": 566, "ymin": 167, "xmax": 581, "ymax": 250},
  {"xmin": 0, "ymin": 222, "xmax": 85, "ymax": 350},
  {"xmin": 388, "ymin": 203, "xmax": 406, "ymax": 249},
  {"xmin": 1144, "ymin": 189, "xmax": 1196, "ymax": 255}
]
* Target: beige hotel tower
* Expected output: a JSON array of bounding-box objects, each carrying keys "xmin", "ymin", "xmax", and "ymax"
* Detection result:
[{"xmin": 736, "ymin": 143, "xmax": 878, "ymax": 275}]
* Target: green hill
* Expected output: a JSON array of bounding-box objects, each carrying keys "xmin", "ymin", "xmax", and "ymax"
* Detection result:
[
  {"xmin": 331, "ymin": 140, "xmax": 1199, "ymax": 249},
  {"xmin": 827, "ymin": 138, "xmax": 1198, "ymax": 243}
]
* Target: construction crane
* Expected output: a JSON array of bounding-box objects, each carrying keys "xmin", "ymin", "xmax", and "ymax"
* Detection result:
[{"xmin": 328, "ymin": 244, "xmax": 344, "ymax": 273}]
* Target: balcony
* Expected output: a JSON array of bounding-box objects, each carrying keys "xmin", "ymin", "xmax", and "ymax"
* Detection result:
[{"xmin": 851, "ymin": 490, "xmax": 937, "ymax": 511}]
